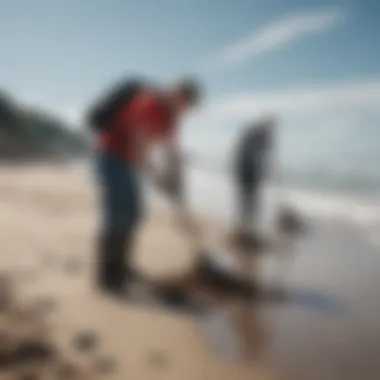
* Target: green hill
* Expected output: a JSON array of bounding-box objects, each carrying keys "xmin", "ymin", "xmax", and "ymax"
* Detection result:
[{"xmin": 0, "ymin": 91, "xmax": 90, "ymax": 161}]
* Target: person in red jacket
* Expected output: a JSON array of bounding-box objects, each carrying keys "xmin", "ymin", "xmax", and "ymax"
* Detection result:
[{"xmin": 94, "ymin": 78, "xmax": 201, "ymax": 297}]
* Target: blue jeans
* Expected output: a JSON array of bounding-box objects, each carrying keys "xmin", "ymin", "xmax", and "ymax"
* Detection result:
[{"xmin": 95, "ymin": 152, "xmax": 142, "ymax": 289}]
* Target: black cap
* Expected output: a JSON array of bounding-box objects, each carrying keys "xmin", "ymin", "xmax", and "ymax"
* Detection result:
[{"xmin": 175, "ymin": 77, "xmax": 202, "ymax": 106}]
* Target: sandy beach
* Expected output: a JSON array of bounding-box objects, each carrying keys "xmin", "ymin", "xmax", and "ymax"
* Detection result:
[
  {"xmin": 0, "ymin": 164, "xmax": 379, "ymax": 380},
  {"xmin": 0, "ymin": 164, "xmax": 274, "ymax": 380}
]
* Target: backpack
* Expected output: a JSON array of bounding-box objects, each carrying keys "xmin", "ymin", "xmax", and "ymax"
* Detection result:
[{"xmin": 85, "ymin": 78, "xmax": 145, "ymax": 132}]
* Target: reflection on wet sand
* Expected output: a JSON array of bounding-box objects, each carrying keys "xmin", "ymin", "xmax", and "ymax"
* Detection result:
[
  {"xmin": 232, "ymin": 301, "xmax": 268, "ymax": 363},
  {"xmin": 199, "ymin": 301, "xmax": 269, "ymax": 364},
  {"xmin": 196, "ymin": 228, "xmax": 273, "ymax": 365},
  {"xmin": 196, "ymin": 211, "xmax": 380, "ymax": 380}
]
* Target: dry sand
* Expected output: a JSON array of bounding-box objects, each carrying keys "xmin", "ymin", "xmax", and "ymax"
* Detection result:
[{"xmin": 0, "ymin": 164, "xmax": 275, "ymax": 380}]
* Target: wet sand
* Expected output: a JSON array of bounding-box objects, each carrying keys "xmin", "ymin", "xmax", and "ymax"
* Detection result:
[
  {"xmin": 0, "ymin": 164, "xmax": 379, "ymax": 380},
  {"xmin": 200, "ymin": 220, "xmax": 380, "ymax": 380},
  {"xmin": 264, "ymin": 222, "xmax": 380, "ymax": 380}
]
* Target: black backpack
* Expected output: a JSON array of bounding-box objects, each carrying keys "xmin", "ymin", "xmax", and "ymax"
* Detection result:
[{"xmin": 86, "ymin": 78, "xmax": 145, "ymax": 132}]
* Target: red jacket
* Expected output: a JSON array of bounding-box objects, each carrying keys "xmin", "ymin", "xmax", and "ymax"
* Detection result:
[{"xmin": 97, "ymin": 91, "xmax": 174, "ymax": 162}]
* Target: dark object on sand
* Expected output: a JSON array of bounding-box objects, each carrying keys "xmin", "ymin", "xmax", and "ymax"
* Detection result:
[
  {"xmin": 13, "ymin": 340, "xmax": 57, "ymax": 364},
  {"xmin": 73, "ymin": 331, "xmax": 99, "ymax": 353},
  {"xmin": 147, "ymin": 350, "xmax": 169, "ymax": 369},
  {"xmin": 0, "ymin": 329, "xmax": 17, "ymax": 369},
  {"xmin": 277, "ymin": 207, "xmax": 305, "ymax": 236},
  {"xmin": 227, "ymin": 230, "xmax": 267, "ymax": 253},
  {"xmin": 154, "ymin": 287, "xmax": 193, "ymax": 308},
  {"xmin": 197, "ymin": 254, "xmax": 257, "ymax": 299},
  {"xmin": 0, "ymin": 347, "xmax": 14, "ymax": 370},
  {"xmin": 94, "ymin": 356, "xmax": 117, "ymax": 374},
  {"xmin": 152, "ymin": 285, "xmax": 205, "ymax": 313},
  {"xmin": 17, "ymin": 373, "xmax": 40, "ymax": 380}
]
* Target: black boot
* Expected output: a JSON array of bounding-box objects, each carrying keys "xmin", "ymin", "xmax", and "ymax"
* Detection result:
[{"xmin": 96, "ymin": 232, "xmax": 125, "ymax": 294}]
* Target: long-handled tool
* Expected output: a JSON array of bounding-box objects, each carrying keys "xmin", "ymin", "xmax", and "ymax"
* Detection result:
[{"xmin": 154, "ymin": 161, "xmax": 260, "ymax": 301}]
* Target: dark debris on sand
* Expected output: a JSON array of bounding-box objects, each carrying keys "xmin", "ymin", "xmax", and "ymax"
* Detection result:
[
  {"xmin": 73, "ymin": 330, "xmax": 99, "ymax": 353},
  {"xmin": 197, "ymin": 255, "xmax": 257, "ymax": 300},
  {"xmin": 227, "ymin": 230, "xmax": 268, "ymax": 254},
  {"xmin": 153, "ymin": 285, "xmax": 206, "ymax": 314},
  {"xmin": 0, "ymin": 349, "xmax": 14, "ymax": 370},
  {"xmin": 155, "ymin": 287, "xmax": 191, "ymax": 306},
  {"xmin": 13, "ymin": 340, "xmax": 58, "ymax": 365},
  {"xmin": 0, "ymin": 339, "xmax": 57, "ymax": 373},
  {"xmin": 17, "ymin": 372, "xmax": 41, "ymax": 380},
  {"xmin": 276, "ymin": 207, "xmax": 306, "ymax": 236}
]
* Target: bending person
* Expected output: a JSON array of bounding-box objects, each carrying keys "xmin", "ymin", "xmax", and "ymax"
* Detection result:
[{"xmin": 89, "ymin": 77, "xmax": 202, "ymax": 297}]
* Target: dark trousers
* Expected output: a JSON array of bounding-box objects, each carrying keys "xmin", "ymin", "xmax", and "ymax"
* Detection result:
[
  {"xmin": 235, "ymin": 165, "xmax": 262, "ymax": 229},
  {"xmin": 95, "ymin": 152, "xmax": 142, "ymax": 290}
]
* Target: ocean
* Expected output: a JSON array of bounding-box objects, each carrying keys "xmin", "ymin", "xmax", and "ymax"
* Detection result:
[{"xmin": 185, "ymin": 164, "xmax": 380, "ymax": 227}]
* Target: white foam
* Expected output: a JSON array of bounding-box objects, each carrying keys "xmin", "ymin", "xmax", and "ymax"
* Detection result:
[
  {"xmin": 284, "ymin": 187, "xmax": 380, "ymax": 227},
  {"xmin": 68, "ymin": 160, "xmax": 380, "ymax": 230},
  {"xmin": 185, "ymin": 166, "xmax": 380, "ymax": 230}
]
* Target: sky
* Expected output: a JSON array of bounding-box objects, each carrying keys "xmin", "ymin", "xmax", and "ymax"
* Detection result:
[{"xmin": 0, "ymin": 0, "xmax": 379, "ymax": 181}]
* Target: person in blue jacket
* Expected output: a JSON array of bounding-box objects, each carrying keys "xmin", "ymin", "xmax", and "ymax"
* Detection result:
[{"xmin": 233, "ymin": 115, "xmax": 276, "ymax": 231}]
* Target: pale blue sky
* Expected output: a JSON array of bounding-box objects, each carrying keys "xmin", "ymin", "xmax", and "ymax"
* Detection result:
[{"xmin": 1, "ymin": 0, "xmax": 379, "ymax": 178}]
